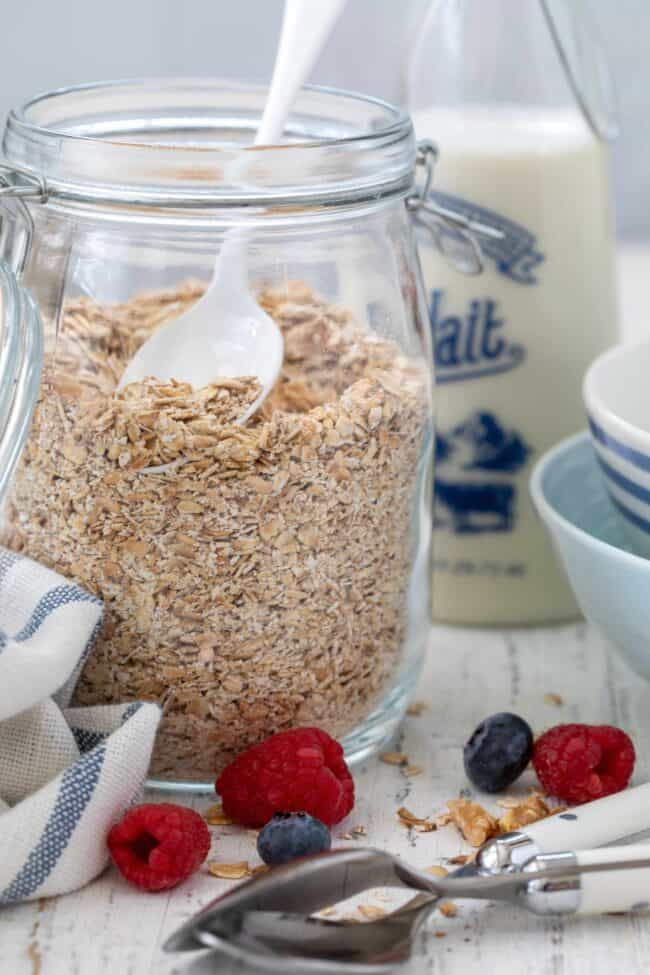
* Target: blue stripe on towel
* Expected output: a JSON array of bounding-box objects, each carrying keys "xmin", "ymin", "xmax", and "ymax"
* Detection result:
[
  {"xmin": 0, "ymin": 549, "xmax": 20, "ymax": 586},
  {"xmin": 70, "ymin": 703, "xmax": 143, "ymax": 754},
  {"xmin": 80, "ymin": 616, "xmax": 104, "ymax": 664},
  {"xmin": 70, "ymin": 727, "xmax": 107, "ymax": 753},
  {"xmin": 13, "ymin": 585, "xmax": 102, "ymax": 643},
  {"xmin": 0, "ymin": 744, "xmax": 106, "ymax": 904},
  {"xmin": 589, "ymin": 416, "xmax": 650, "ymax": 473}
]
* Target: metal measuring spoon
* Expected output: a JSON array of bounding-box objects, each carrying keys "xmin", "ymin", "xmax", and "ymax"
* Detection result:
[{"xmin": 165, "ymin": 843, "xmax": 650, "ymax": 971}]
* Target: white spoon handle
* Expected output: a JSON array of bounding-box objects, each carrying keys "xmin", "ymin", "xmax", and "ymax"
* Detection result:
[
  {"xmin": 256, "ymin": 0, "xmax": 348, "ymax": 146},
  {"xmin": 575, "ymin": 844, "xmax": 650, "ymax": 914},
  {"xmin": 524, "ymin": 783, "xmax": 650, "ymax": 852}
]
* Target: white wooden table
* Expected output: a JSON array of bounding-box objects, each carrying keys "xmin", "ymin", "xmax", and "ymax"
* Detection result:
[{"xmin": 2, "ymin": 248, "xmax": 650, "ymax": 975}]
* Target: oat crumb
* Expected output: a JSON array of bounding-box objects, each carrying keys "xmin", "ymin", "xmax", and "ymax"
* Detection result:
[
  {"xmin": 358, "ymin": 905, "xmax": 387, "ymax": 921},
  {"xmin": 426, "ymin": 865, "xmax": 449, "ymax": 877},
  {"xmin": 497, "ymin": 794, "xmax": 552, "ymax": 834},
  {"xmin": 203, "ymin": 803, "xmax": 235, "ymax": 826},
  {"xmin": 380, "ymin": 752, "xmax": 409, "ymax": 766},
  {"xmin": 406, "ymin": 701, "xmax": 429, "ymax": 716},
  {"xmin": 207, "ymin": 861, "xmax": 251, "ymax": 880},
  {"xmin": 446, "ymin": 799, "xmax": 499, "ymax": 848},
  {"xmin": 544, "ymin": 692, "xmax": 564, "ymax": 707},
  {"xmin": 397, "ymin": 806, "xmax": 436, "ymax": 832},
  {"xmin": 439, "ymin": 901, "xmax": 457, "ymax": 918}
]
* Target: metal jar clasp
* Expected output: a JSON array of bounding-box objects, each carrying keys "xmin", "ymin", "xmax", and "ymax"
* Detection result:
[
  {"xmin": 0, "ymin": 163, "xmax": 48, "ymax": 278},
  {"xmin": 407, "ymin": 139, "xmax": 503, "ymax": 275}
]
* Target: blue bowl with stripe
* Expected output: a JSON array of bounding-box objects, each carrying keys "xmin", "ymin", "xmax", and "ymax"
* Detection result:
[
  {"xmin": 584, "ymin": 340, "xmax": 650, "ymax": 559},
  {"xmin": 530, "ymin": 432, "xmax": 650, "ymax": 680}
]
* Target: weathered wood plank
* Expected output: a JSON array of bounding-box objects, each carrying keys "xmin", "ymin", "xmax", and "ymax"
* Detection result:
[{"xmin": 3, "ymin": 622, "xmax": 650, "ymax": 975}]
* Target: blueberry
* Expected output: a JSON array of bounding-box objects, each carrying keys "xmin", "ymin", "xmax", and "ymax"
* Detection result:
[
  {"xmin": 257, "ymin": 812, "xmax": 332, "ymax": 866},
  {"xmin": 463, "ymin": 712, "xmax": 533, "ymax": 793}
]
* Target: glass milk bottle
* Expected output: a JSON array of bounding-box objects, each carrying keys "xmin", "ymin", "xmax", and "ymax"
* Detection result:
[{"xmin": 406, "ymin": 0, "xmax": 620, "ymax": 625}]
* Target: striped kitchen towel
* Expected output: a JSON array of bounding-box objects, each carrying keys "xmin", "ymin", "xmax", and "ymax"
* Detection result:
[{"xmin": 0, "ymin": 548, "xmax": 161, "ymax": 904}]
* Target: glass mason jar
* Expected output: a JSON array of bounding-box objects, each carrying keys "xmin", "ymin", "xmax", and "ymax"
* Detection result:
[{"xmin": 0, "ymin": 79, "xmax": 435, "ymax": 789}]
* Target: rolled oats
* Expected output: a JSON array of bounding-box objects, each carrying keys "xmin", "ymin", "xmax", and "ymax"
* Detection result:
[
  {"xmin": 203, "ymin": 802, "xmax": 235, "ymax": 826},
  {"xmin": 397, "ymin": 806, "xmax": 437, "ymax": 832},
  {"xmin": 4, "ymin": 281, "xmax": 430, "ymax": 782},
  {"xmin": 207, "ymin": 861, "xmax": 252, "ymax": 880},
  {"xmin": 379, "ymin": 752, "xmax": 409, "ymax": 766},
  {"xmin": 496, "ymin": 794, "xmax": 553, "ymax": 833},
  {"xmin": 446, "ymin": 799, "xmax": 499, "ymax": 848},
  {"xmin": 438, "ymin": 901, "xmax": 457, "ymax": 918}
]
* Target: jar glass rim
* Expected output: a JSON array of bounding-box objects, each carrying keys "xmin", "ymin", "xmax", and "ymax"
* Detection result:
[{"xmin": 3, "ymin": 78, "xmax": 415, "ymax": 209}]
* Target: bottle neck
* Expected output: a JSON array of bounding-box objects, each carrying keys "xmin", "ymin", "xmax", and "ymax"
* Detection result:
[{"xmin": 406, "ymin": 0, "xmax": 617, "ymax": 142}]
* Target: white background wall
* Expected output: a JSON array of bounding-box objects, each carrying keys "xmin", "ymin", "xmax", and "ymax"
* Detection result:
[{"xmin": 1, "ymin": 0, "xmax": 647, "ymax": 236}]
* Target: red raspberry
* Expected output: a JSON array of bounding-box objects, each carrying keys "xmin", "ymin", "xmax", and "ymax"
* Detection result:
[
  {"xmin": 533, "ymin": 723, "xmax": 635, "ymax": 804},
  {"xmin": 107, "ymin": 803, "xmax": 210, "ymax": 891},
  {"xmin": 216, "ymin": 727, "xmax": 355, "ymax": 828}
]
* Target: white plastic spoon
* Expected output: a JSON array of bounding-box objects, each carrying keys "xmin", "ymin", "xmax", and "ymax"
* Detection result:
[{"xmin": 118, "ymin": 0, "xmax": 348, "ymax": 425}]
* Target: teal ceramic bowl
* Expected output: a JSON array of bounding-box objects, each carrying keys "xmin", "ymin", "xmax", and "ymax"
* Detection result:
[{"xmin": 530, "ymin": 431, "xmax": 650, "ymax": 680}]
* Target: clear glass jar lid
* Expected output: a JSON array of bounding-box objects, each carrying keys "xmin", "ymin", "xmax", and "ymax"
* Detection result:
[{"xmin": 3, "ymin": 79, "xmax": 415, "ymax": 209}]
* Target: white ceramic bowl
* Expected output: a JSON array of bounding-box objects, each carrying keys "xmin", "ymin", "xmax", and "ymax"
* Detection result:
[
  {"xmin": 583, "ymin": 338, "xmax": 650, "ymax": 559},
  {"xmin": 531, "ymin": 432, "xmax": 650, "ymax": 680}
]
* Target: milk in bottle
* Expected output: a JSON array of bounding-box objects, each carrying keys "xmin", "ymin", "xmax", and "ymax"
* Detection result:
[{"xmin": 406, "ymin": 0, "xmax": 619, "ymax": 625}]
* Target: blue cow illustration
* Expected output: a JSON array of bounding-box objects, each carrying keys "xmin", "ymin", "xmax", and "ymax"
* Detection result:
[
  {"xmin": 435, "ymin": 479, "xmax": 516, "ymax": 534},
  {"xmin": 434, "ymin": 412, "xmax": 531, "ymax": 534}
]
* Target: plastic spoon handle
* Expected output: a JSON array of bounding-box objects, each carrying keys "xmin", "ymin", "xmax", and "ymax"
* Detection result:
[
  {"xmin": 525, "ymin": 782, "xmax": 650, "ymax": 852},
  {"xmin": 256, "ymin": 0, "xmax": 348, "ymax": 146},
  {"xmin": 574, "ymin": 844, "xmax": 650, "ymax": 914}
]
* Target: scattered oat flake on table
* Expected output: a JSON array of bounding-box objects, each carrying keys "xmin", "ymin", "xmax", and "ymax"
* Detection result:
[
  {"xmin": 380, "ymin": 752, "xmax": 409, "ymax": 766},
  {"xmin": 251, "ymin": 865, "xmax": 270, "ymax": 877},
  {"xmin": 338, "ymin": 832, "xmax": 354, "ymax": 840},
  {"xmin": 426, "ymin": 865, "xmax": 449, "ymax": 877},
  {"xmin": 497, "ymin": 794, "xmax": 552, "ymax": 834},
  {"xmin": 207, "ymin": 861, "xmax": 251, "ymax": 880},
  {"xmin": 407, "ymin": 701, "xmax": 429, "ymax": 716},
  {"xmin": 405, "ymin": 765, "xmax": 424, "ymax": 777},
  {"xmin": 544, "ymin": 692, "xmax": 564, "ymax": 706},
  {"xmin": 397, "ymin": 806, "xmax": 436, "ymax": 831},
  {"xmin": 496, "ymin": 797, "xmax": 522, "ymax": 809},
  {"xmin": 446, "ymin": 799, "xmax": 499, "ymax": 847},
  {"xmin": 351, "ymin": 825, "xmax": 367, "ymax": 836},
  {"xmin": 203, "ymin": 802, "xmax": 235, "ymax": 826},
  {"xmin": 435, "ymin": 931, "xmax": 447, "ymax": 939},
  {"xmin": 446, "ymin": 854, "xmax": 473, "ymax": 866},
  {"xmin": 439, "ymin": 901, "xmax": 458, "ymax": 918},
  {"xmin": 358, "ymin": 905, "xmax": 388, "ymax": 920}
]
